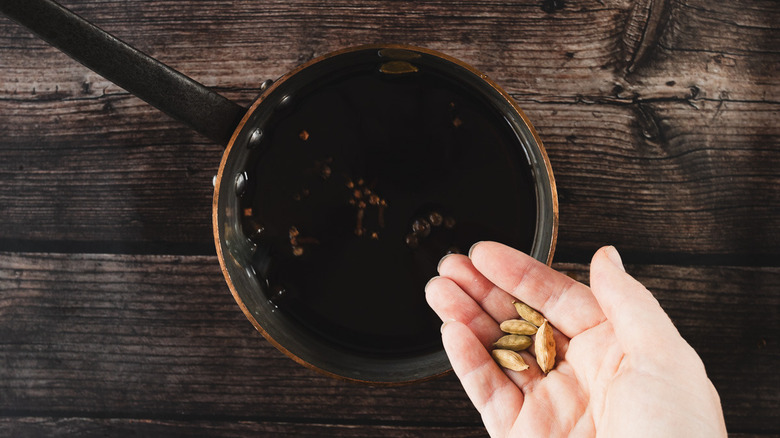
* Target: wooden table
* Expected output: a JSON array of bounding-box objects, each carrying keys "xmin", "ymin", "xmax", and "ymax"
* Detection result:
[{"xmin": 1, "ymin": 0, "xmax": 777, "ymax": 436}]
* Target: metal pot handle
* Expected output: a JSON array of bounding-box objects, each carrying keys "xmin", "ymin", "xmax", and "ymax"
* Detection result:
[{"xmin": 0, "ymin": 0, "xmax": 245, "ymax": 146}]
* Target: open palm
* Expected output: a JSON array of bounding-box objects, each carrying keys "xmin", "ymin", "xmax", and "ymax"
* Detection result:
[{"xmin": 426, "ymin": 242, "xmax": 726, "ymax": 438}]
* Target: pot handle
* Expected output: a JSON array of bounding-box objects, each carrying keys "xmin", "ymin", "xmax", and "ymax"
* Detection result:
[{"xmin": 0, "ymin": 0, "xmax": 245, "ymax": 146}]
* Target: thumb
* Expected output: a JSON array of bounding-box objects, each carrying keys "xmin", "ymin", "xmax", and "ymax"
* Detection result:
[{"xmin": 589, "ymin": 246, "xmax": 682, "ymax": 358}]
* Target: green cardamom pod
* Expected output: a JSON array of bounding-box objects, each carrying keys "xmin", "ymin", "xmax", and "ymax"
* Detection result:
[
  {"xmin": 491, "ymin": 349, "xmax": 529, "ymax": 372},
  {"xmin": 499, "ymin": 319, "xmax": 538, "ymax": 335},
  {"xmin": 493, "ymin": 334, "xmax": 532, "ymax": 351},
  {"xmin": 535, "ymin": 320, "xmax": 556, "ymax": 373},
  {"xmin": 513, "ymin": 300, "xmax": 546, "ymax": 327}
]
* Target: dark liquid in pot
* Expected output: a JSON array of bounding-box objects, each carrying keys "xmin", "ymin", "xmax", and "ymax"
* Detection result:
[{"xmin": 239, "ymin": 62, "xmax": 537, "ymax": 357}]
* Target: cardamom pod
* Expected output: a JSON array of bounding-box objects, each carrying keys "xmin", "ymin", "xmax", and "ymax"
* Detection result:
[
  {"xmin": 491, "ymin": 349, "xmax": 529, "ymax": 372},
  {"xmin": 513, "ymin": 300, "xmax": 546, "ymax": 327},
  {"xmin": 499, "ymin": 319, "xmax": 538, "ymax": 335},
  {"xmin": 493, "ymin": 334, "xmax": 532, "ymax": 351},
  {"xmin": 535, "ymin": 320, "xmax": 556, "ymax": 373}
]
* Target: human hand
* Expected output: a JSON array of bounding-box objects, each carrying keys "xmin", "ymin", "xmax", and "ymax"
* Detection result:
[{"xmin": 425, "ymin": 242, "xmax": 727, "ymax": 437}]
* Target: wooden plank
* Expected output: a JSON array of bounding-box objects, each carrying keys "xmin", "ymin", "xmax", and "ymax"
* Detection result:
[
  {"xmin": 0, "ymin": 419, "xmax": 776, "ymax": 438},
  {"xmin": 0, "ymin": 418, "xmax": 491, "ymax": 437},
  {"xmin": 1, "ymin": 96, "xmax": 776, "ymax": 260},
  {"xmin": 0, "ymin": 420, "xmax": 775, "ymax": 438},
  {"xmin": 1, "ymin": 0, "xmax": 775, "ymax": 101},
  {"xmin": 534, "ymin": 99, "xmax": 780, "ymax": 262},
  {"xmin": 0, "ymin": 252, "xmax": 482, "ymax": 425},
  {"xmin": 0, "ymin": 253, "xmax": 777, "ymax": 432},
  {"xmin": 0, "ymin": 417, "xmax": 780, "ymax": 438},
  {"xmin": 0, "ymin": 94, "xmax": 222, "ymax": 248}
]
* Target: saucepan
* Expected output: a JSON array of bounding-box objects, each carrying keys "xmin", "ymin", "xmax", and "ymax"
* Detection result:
[{"xmin": 1, "ymin": 0, "xmax": 558, "ymax": 384}]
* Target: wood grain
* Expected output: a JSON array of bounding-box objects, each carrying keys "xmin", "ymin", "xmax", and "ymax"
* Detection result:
[{"xmin": 1, "ymin": 253, "xmax": 777, "ymax": 432}]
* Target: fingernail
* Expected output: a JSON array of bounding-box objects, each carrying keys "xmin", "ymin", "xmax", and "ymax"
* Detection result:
[
  {"xmin": 425, "ymin": 275, "xmax": 440, "ymax": 293},
  {"xmin": 468, "ymin": 241, "xmax": 483, "ymax": 258},
  {"xmin": 437, "ymin": 253, "xmax": 453, "ymax": 273},
  {"xmin": 440, "ymin": 318, "xmax": 456, "ymax": 333},
  {"xmin": 604, "ymin": 246, "xmax": 625, "ymax": 272}
]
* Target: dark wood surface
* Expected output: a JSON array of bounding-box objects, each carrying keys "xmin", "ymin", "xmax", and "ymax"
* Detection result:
[{"xmin": 0, "ymin": 0, "xmax": 777, "ymax": 436}]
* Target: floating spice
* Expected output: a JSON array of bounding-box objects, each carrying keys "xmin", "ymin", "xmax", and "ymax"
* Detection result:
[
  {"xmin": 412, "ymin": 218, "xmax": 431, "ymax": 237},
  {"xmin": 292, "ymin": 187, "xmax": 310, "ymax": 201},
  {"xmin": 428, "ymin": 211, "xmax": 443, "ymax": 226},
  {"xmin": 355, "ymin": 207, "xmax": 365, "ymax": 236},
  {"xmin": 320, "ymin": 165, "xmax": 331, "ymax": 180},
  {"xmin": 346, "ymin": 177, "xmax": 387, "ymax": 239},
  {"xmin": 288, "ymin": 226, "xmax": 319, "ymax": 256},
  {"xmin": 379, "ymin": 60, "xmax": 419, "ymax": 75},
  {"xmin": 289, "ymin": 226, "xmax": 303, "ymax": 256},
  {"xmin": 444, "ymin": 216, "xmax": 456, "ymax": 229}
]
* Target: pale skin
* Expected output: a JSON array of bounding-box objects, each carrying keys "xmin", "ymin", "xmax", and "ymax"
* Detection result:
[{"xmin": 425, "ymin": 242, "xmax": 727, "ymax": 438}]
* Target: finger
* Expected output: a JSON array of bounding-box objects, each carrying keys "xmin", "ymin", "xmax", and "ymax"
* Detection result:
[
  {"xmin": 437, "ymin": 254, "xmax": 517, "ymax": 323},
  {"xmin": 469, "ymin": 241, "xmax": 605, "ymax": 338},
  {"xmin": 589, "ymin": 246, "xmax": 683, "ymax": 357},
  {"xmin": 441, "ymin": 320, "xmax": 523, "ymax": 437},
  {"xmin": 425, "ymin": 276, "xmax": 502, "ymax": 348}
]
